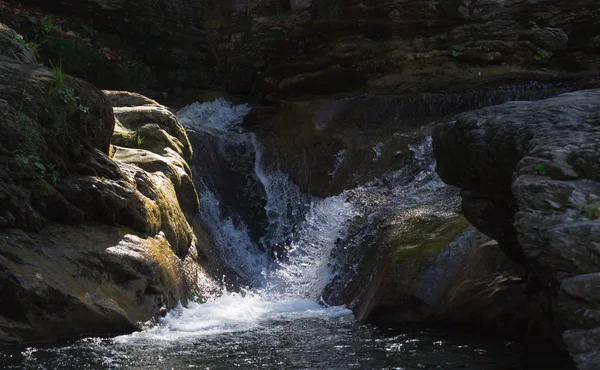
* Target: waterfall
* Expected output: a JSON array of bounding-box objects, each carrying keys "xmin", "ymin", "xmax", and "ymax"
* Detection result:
[
  {"xmin": 106, "ymin": 98, "xmax": 453, "ymax": 342},
  {"xmin": 103, "ymin": 99, "xmax": 363, "ymax": 341},
  {"xmin": 5, "ymin": 96, "xmax": 573, "ymax": 370}
]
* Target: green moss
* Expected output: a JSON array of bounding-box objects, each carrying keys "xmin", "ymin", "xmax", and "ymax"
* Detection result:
[
  {"xmin": 390, "ymin": 216, "xmax": 470, "ymax": 261},
  {"xmin": 111, "ymin": 131, "xmax": 138, "ymax": 147},
  {"xmin": 16, "ymin": 112, "xmax": 41, "ymax": 156}
]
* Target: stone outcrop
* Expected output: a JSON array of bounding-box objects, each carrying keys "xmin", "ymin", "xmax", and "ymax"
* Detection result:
[
  {"xmin": 433, "ymin": 89, "xmax": 600, "ymax": 369},
  {"xmin": 244, "ymin": 79, "xmax": 595, "ymax": 198},
  {"xmin": 206, "ymin": 0, "xmax": 600, "ymax": 99},
  {"xmin": 1, "ymin": 0, "xmax": 599, "ymax": 101},
  {"xmin": 0, "ymin": 24, "xmax": 221, "ymax": 343},
  {"xmin": 322, "ymin": 179, "xmax": 548, "ymax": 342}
]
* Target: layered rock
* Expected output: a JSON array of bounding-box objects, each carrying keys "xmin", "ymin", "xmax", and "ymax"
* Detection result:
[
  {"xmin": 244, "ymin": 80, "xmax": 594, "ymax": 198},
  {"xmin": 206, "ymin": 0, "xmax": 600, "ymax": 98},
  {"xmin": 433, "ymin": 89, "xmax": 600, "ymax": 369},
  {"xmin": 2, "ymin": 0, "xmax": 598, "ymax": 100},
  {"xmin": 0, "ymin": 24, "xmax": 220, "ymax": 343}
]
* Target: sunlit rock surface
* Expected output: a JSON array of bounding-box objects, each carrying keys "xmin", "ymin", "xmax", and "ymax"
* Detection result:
[{"xmin": 0, "ymin": 26, "xmax": 221, "ymax": 343}]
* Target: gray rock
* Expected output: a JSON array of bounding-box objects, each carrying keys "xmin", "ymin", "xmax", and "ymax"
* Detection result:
[
  {"xmin": 433, "ymin": 89, "xmax": 600, "ymax": 369},
  {"xmin": 528, "ymin": 27, "xmax": 569, "ymax": 51}
]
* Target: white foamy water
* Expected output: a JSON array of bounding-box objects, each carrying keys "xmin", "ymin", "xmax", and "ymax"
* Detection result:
[
  {"xmin": 267, "ymin": 194, "xmax": 358, "ymax": 299},
  {"xmin": 177, "ymin": 98, "xmax": 251, "ymax": 131},
  {"xmin": 113, "ymin": 291, "xmax": 351, "ymax": 345}
]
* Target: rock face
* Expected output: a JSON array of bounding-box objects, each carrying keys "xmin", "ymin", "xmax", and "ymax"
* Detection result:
[
  {"xmin": 433, "ymin": 89, "xmax": 600, "ymax": 369},
  {"xmin": 244, "ymin": 80, "xmax": 595, "ymax": 197},
  {"xmin": 2, "ymin": 0, "xmax": 599, "ymax": 100},
  {"xmin": 206, "ymin": 0, "xmax": 600, "ymax": 98},
  {"xmin": 1, "ymin": 0, "xmax": 211, "ymax": 92},
  {"xmin": 0, "ymin": 24, "xmax": 220, "ymax": 343}
]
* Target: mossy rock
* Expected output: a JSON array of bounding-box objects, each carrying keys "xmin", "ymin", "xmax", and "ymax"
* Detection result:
[{"xmin": 0, "ymin": 22, "xmax": 36, "ymax": 63}]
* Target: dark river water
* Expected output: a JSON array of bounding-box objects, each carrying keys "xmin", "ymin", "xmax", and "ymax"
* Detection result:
[{"xmin": 0, "ymin": 296, "xmax": 570, "ymax": 370}]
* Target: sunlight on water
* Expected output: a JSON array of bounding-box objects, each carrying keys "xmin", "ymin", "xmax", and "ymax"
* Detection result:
[{"xmin": 114, "ymin": 291, "xmax": 352, "ymax": 344}]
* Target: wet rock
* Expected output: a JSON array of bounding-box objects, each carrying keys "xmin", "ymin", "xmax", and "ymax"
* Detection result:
[
  {"xmin": 290, "ymin": 0, "xmax": 312, "ymax": 13},
  {"xmin": 245, "ymin": 82, "xmax": 595, "ymax": 197},
  {"xmin": 528, "ymin": 27, "xmax": 569, "ymax": 52},
  {"xmin": 432, "ymin": 89, "xmax": 600, "ymax": 369}
]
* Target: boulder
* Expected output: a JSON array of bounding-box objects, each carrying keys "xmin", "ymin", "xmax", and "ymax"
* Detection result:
[
  {"xmin": 432, "ymin": 89, "xmax": 600, "ymax": 369},
  {"xmin": 0, "ymin": 24, "xmax": 222, "ymax": 344}
]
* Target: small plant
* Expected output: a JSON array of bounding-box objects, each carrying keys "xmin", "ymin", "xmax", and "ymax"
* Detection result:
[
  {"xmin": 78, "ymin": 104, "xmax": 89, "ymax": 113},
  {"xmin": 534, "ymin": 163, "xmax": 547, "ymax": 175},
  {"xmin": 48, "ymin": 164, "xmax": 60, "ymax": 184},
  {"xmin": 15, "ymin": 35, "xmax": 39, "ymax": 55},
  {"xmin": 15, "ymin": 154, "xmax": 59, "ymax": 183},
  {"xmin": 49, "ymin": 61, "xmax": 89, "ymax": 112},
  {"xmin": 451, "ymin": 44, "xmax": 466, "ymax": 57},
  {"xmin": 27, "ymin": 16, "xmax": 54, "ymax": 33},
  {"xmin": 137, "ymin": 135, "xmax": 145, "ymax": 146},
  {"xmin": 583, "ymin": 200, "xmax": 600, "ymax": 220},
  {"xmin": 533, "ymin": 50, "xmax": 550, "ymax": 61}
]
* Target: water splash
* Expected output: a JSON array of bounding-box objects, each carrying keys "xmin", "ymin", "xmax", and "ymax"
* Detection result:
[
  {"xmin": 177, "ymin": 98, "xmax": 251, "ymax": 132},
  {"xmin": 114, "ymin": 291, "xmax": 351, "ymax": 344},
  {"xmin": 197, "ymin": 186, "xmax": 268, "ymax": 285}
]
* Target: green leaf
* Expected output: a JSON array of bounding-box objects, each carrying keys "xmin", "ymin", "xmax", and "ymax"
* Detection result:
[
  {"xmin": 51, "ymin": 171, "xmax": 60, "ymax": 184},
  {"xmin": 34, "ymin": 162, "xmax": 46, "ymax": 171},
  {"xmin": 451, "ymin": 50, "xmax": 463, "ymax": 57},
  {"xmin": 27, "ymin": 16, "xmax": 38, "ymax": 25},
  {"xmin": 39, "ymin": 18, "xmax": 53, "ymax": 33},
  {"xmin": 534, "ymin": 163, "xmax": 547, "ymax": 175},
  {"xmin": 533, "ymin": 55, "xmax": 542, "ymax": 61},
  {"xmin": 453, "ymin": 44, "xmax": 466, "ymax": 51}
]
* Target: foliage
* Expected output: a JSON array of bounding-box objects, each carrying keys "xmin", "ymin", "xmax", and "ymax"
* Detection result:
[
  {"xmin": 15, "ymin": 34, "xmax": 39, "ymax": 55},
  {"xmin": 137, "ymin": 135, "xmax": 145, "ymax": 146},
  {"xmin": 49, "ymin": 60, "xmax": 89, "ymax": 113},
  {"xmin": 534, "ymin": 163, "xmax": 547, "ymax": 175},
  {"xmin": 27, "ymin": 16, "xmax": 53, "ymax": 33},
  {"xmin": 533, "ymin": 50, "xmax": 550, "ymax": 61},
  {"xmin": 15, "ymin": 154, "xmax": 60, "ymax": 183},
  {"xmin": 451, "ymin": 44, "xmax": 466, "ymax": 57},
  {"xmin": 582, "ymin": 200, "xmax": 600, "ymax": 220}
]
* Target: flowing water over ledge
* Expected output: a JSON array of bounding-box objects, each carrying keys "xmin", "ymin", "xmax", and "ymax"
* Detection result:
[{"xmin": 0, "ymin": 98, "xmax": 573, "ymax": 369}]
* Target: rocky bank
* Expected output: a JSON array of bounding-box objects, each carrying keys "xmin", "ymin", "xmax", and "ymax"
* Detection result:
[
  {"xmin": 0, "ymin": 24, "xmax": 221, "ymax": 343},
  {"xmin": 433, "ymin": 89, "xmax": 600, "ymax": 369}
]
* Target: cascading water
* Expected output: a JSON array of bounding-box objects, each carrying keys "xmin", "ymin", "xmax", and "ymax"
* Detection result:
[{"xmin": 1, "ymin": 99, "xmax": 572, "ymax": 370}]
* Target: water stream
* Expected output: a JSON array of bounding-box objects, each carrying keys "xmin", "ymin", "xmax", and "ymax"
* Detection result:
[{"xmin": 0, "ymin": 99, "xmax": 571, "ymax": 369}]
